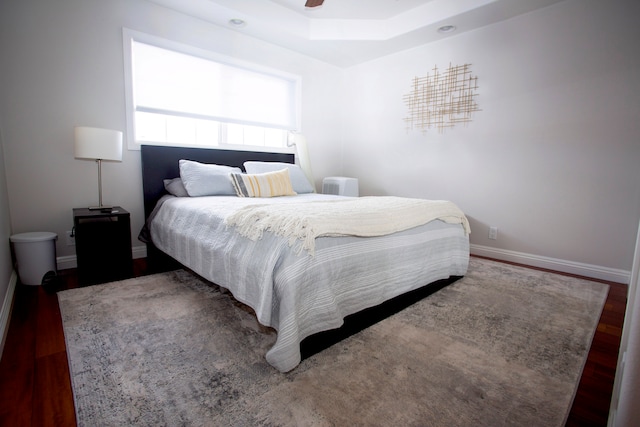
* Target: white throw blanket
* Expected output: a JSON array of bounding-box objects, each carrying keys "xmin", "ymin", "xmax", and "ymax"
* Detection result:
[{"xmin": 225, "ymin": 196, "xmax": 470, "ymax": 255}]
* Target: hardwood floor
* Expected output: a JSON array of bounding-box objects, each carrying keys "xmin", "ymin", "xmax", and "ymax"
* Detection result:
[
  {"xmin": 565, "ymin": 277, "xmax": 627, "ymax": 426},
  {"xmin": 0, "ymin": 257, "xmax": 627, "ymax": 426}
]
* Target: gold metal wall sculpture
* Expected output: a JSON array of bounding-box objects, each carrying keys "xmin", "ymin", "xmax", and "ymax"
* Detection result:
[{"xmin": 403, "ymin": 63, "xmax": 480, "ymax": 134}]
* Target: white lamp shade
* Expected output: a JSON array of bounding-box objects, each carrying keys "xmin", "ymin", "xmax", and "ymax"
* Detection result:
[{"xmin": 74, "ymin": 127, "xmax": 123, "ymax": 161}]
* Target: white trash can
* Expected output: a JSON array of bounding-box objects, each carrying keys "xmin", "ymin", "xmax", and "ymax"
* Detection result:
[{"xmin": 10, "ymin": 232, "xmax": 58, "ymax": 286}]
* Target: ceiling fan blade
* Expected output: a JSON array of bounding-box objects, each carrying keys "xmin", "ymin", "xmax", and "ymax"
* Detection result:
[{"xmin": 305, "ymin": 0, "xmax": 324, "ymax": 8}]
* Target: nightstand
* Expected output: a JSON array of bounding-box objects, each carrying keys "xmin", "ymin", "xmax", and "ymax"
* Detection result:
[{"xmin": 73, "ymin": 206, "xmax": 133, "ymax": 286}]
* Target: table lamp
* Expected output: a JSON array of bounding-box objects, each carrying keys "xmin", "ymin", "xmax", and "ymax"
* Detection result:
[{"xmin": 74, "ymin": 126, "xmax": 123, "ymax": 210}]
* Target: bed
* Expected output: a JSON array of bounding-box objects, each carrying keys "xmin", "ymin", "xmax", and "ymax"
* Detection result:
[{"xmin": 140, "ymin": 144, "xmax": 470, "ymax": 372}]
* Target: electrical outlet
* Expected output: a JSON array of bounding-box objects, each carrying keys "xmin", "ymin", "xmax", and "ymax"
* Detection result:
[
  {"xmin": 66, "ymin": 230, "xmax": 75, "ymax": 246},
  {"xmin": 488, "ymin": 226, "xmax": 498, "ymax": 240}
]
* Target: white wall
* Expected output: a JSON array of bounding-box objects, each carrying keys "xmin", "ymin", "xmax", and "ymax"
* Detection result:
[
  {"xmin": 341, "ymin": 0, "xmax": 640, "ymax": 279},
  {"xmin": 0, "ymin": 129, "xmax": 16, "ymax": 356},
  {"xmin": 611, "ymin": 221, "xmax": 640, "ymax": 425},
  {"xmin": 0, "ymin": 0, "xmax": 344, "ymax": 263},
  {"xmin": 1, "ymin": 0, "xmax": 639, "ymax": 282},
  {"xmin": 0, "ymin": 132, "xmax": 12, "ymax": 289}
]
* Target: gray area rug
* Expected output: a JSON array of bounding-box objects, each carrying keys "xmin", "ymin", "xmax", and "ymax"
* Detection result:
[{"xmin": 58, "ymin": 257, "xmax": 608, "ymax": 426}]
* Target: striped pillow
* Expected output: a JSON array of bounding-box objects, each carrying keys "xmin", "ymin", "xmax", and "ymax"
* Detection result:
[{"xmin": 230, "ymin": 169, "xmax": 297, "ymax": 198}]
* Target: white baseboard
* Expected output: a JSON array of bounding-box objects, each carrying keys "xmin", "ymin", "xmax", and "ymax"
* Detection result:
[
  {"xmin": 56, "ymin": 255, "xmax": 77, "ymax": 270},
  {"xmin": 56, "ymin": 245, "xmax": 148, "ymax": 271},
  {"xmin": 470, "ymin": 244, "xmax": 631, "ymax": 284},
  {"xmin": 0, "ymin": 270, "xmax": 18, "ymax": 359},
  {"xmin": 57, "ymin": 243, "xmax": 630, "ymax": 283}
]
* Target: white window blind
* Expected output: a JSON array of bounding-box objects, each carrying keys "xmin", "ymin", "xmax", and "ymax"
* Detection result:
[
  {"xmin": 133, "ymin": 42, "xmax": 298, "ymax": 130},
  {"xmin": 123, "ymin": 30, "xmax": 300, "ymax": 150}
]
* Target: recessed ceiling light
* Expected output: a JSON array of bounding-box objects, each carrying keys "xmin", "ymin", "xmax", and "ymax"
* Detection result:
[
  {"xmin": 437, "ymin": 25, "xmax": 456, "ymax": 34},
  {"xmin": 228, "ymin": 18, "xmax": 246, "ymax": 28}
]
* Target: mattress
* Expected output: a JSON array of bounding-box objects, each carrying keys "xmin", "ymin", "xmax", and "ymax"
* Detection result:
[{"xmin": 148, "ymin": 193, "xmax": 470, "ymax": 372}]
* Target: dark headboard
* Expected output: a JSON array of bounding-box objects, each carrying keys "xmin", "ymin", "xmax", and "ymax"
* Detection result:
[{"xmin": 141, "ymin": 145, "xmax": 295, "ymax": 218}]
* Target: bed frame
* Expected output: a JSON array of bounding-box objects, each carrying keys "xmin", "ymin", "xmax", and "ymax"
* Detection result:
[{"xmin": 140, "ymin": 144, "xmax": 460, "ymax": 361}]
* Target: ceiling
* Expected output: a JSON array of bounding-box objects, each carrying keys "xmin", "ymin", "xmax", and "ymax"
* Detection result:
[
  {"xmin": 269, "ymin": 0, "xmax": 437, "ymax": 20},
  {"xmin": 146, "ymin": 0, "xmax": 565, "ymax": 67}
]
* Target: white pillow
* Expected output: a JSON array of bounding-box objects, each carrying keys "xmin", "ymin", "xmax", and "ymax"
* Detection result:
[
  {"xmin": 179, "ymin": 160, "xmax": 241, "ymax": 197},
  {"xmin": 163, "ymin": 178, "xmax": 189, "ymax": 197},
  {"xmin": 243, "ymin": 161, "xmax": 314, "ymax": 194}
]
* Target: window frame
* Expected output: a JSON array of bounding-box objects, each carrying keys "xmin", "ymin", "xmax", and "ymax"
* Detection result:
[{"xmin": 122, "ymin": 28, "xmax": 301, "ymax": 152}]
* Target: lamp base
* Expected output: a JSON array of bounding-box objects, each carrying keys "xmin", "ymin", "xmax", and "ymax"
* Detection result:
[{"xmin": 88, "ymin": 205, "xmax": 114, "ymax": 212}]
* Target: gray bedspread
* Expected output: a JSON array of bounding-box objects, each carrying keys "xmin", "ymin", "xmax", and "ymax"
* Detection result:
[{"xmin": 149, "ymin": 194, "xmax": 470, "ymax": 372}]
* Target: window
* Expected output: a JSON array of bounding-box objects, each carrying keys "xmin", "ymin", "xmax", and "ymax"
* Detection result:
[{"xmin": 123, "ymin": 29, "xmax": 301, "ymax": 151}]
